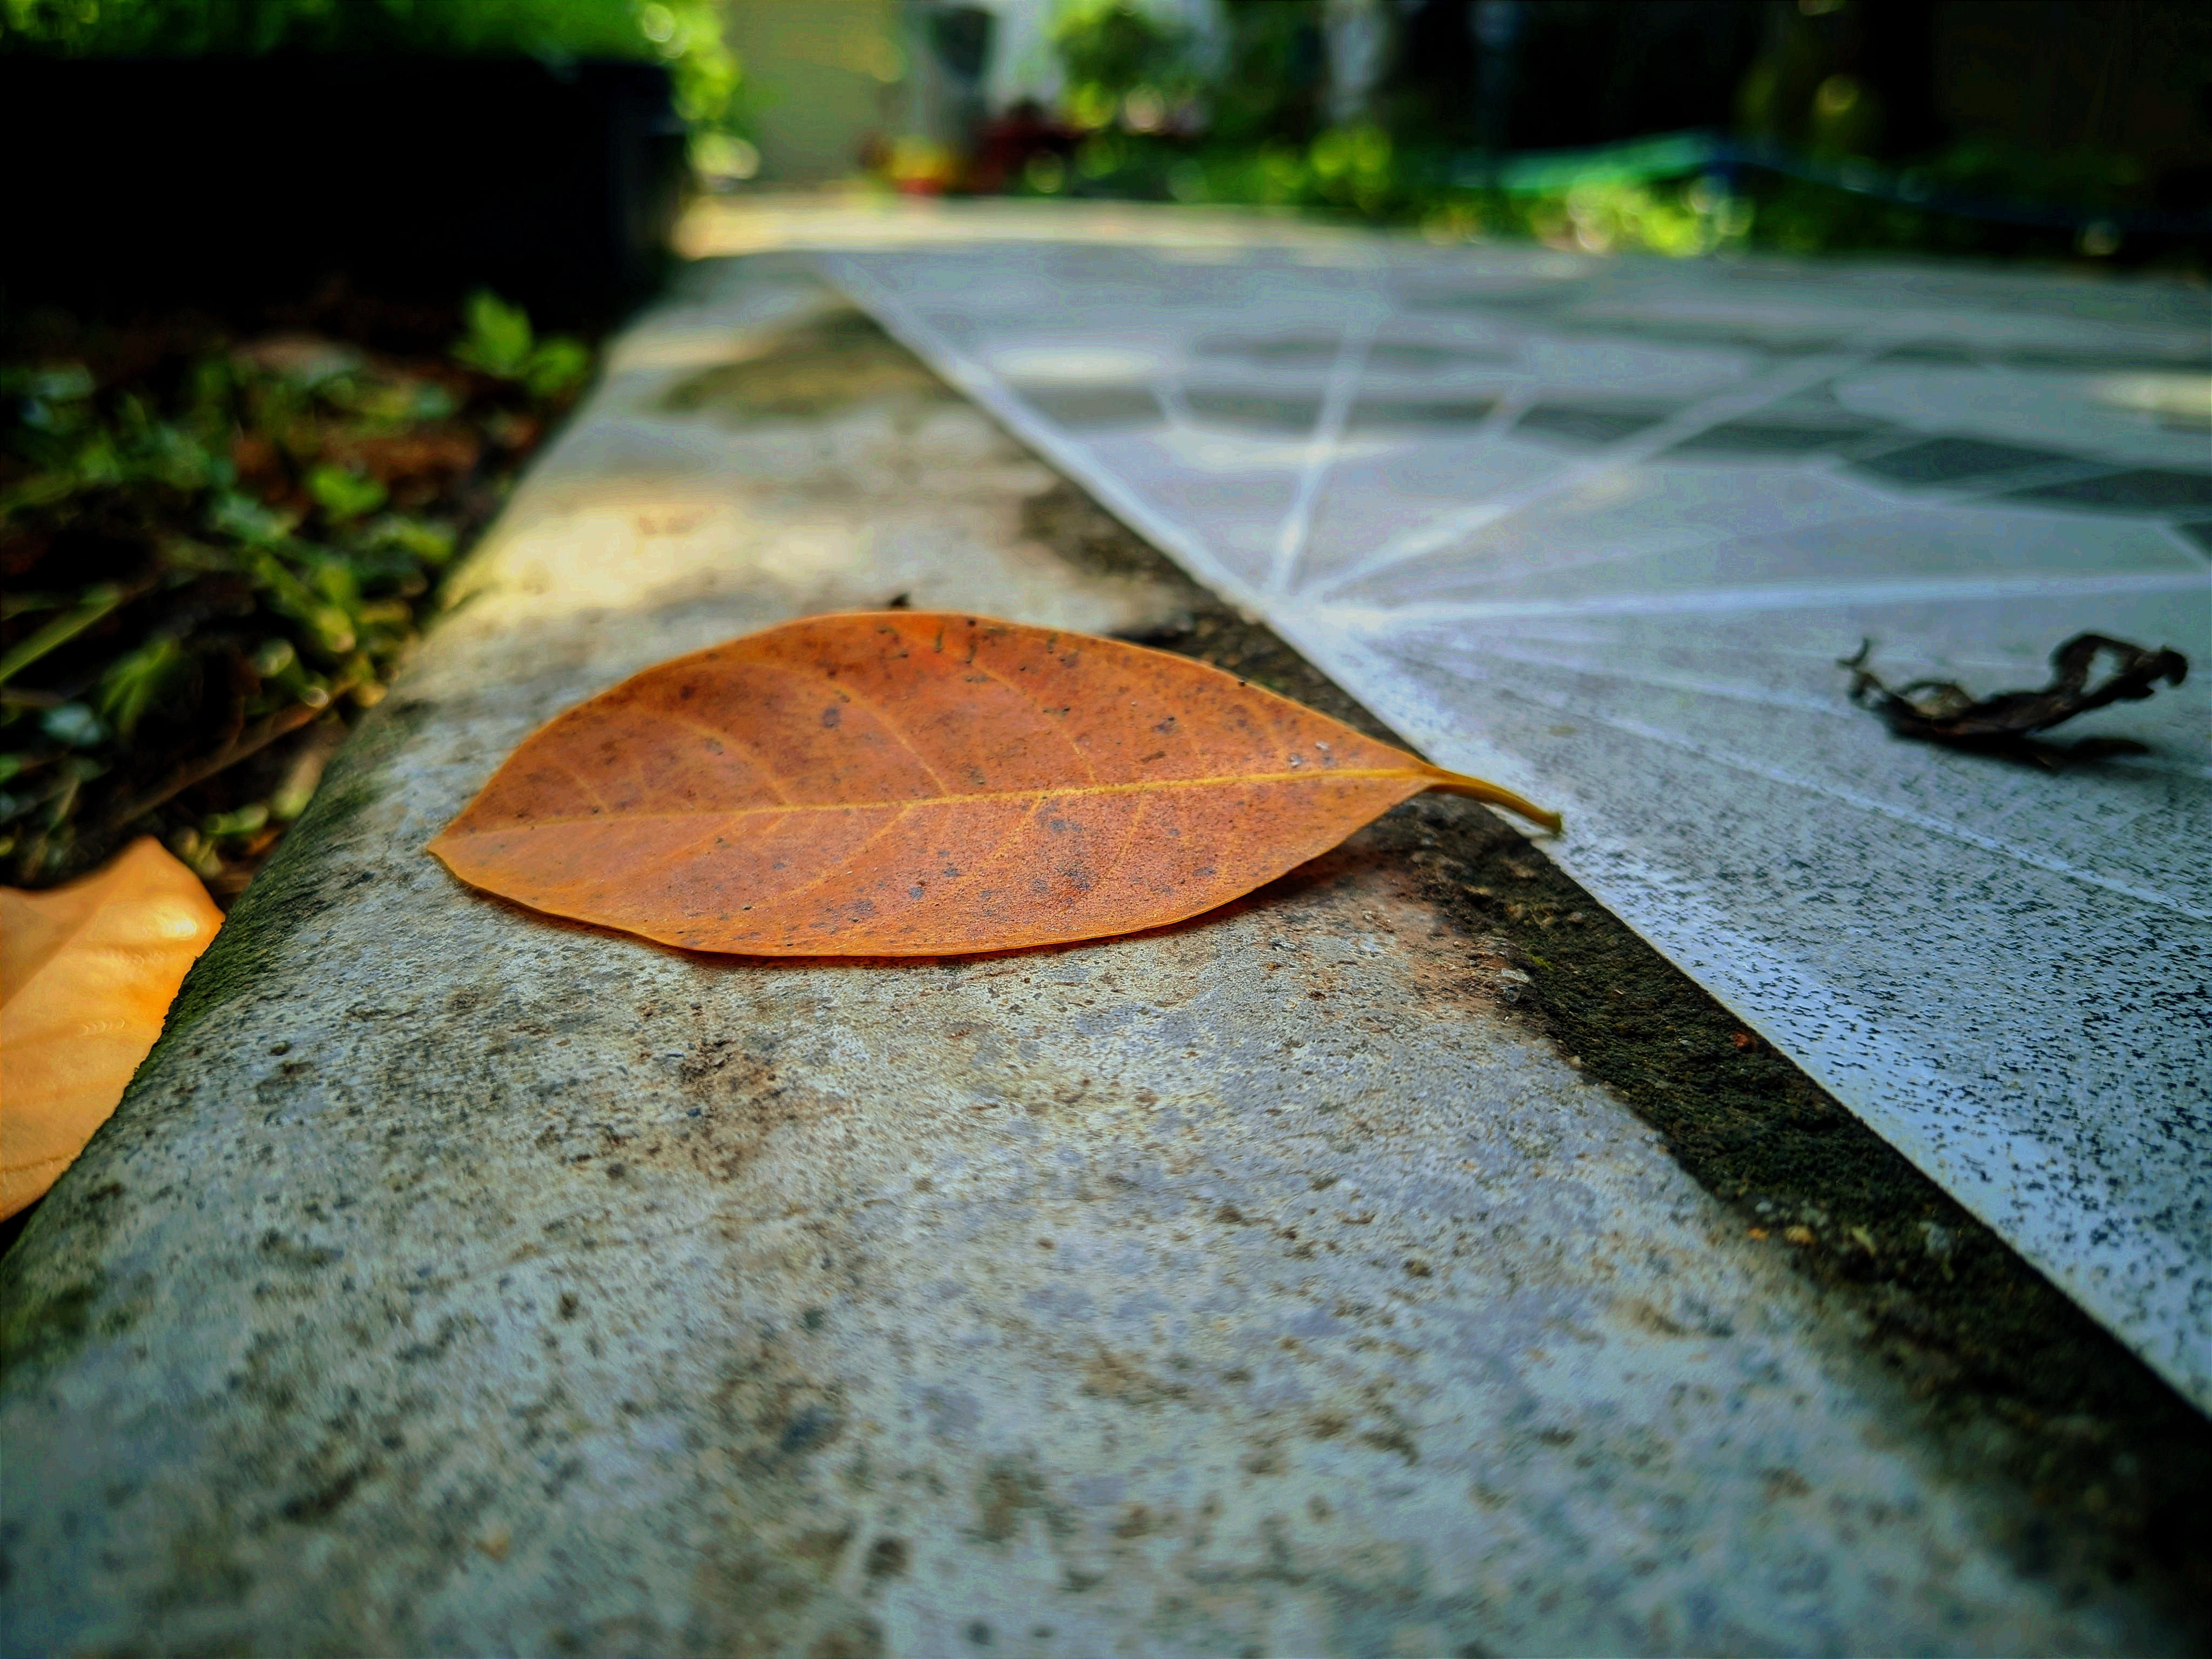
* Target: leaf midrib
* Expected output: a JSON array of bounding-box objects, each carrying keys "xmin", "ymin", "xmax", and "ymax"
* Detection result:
[{"xmin": 441, "ymin": 764, "xmax": 1432, "ymax": 834}]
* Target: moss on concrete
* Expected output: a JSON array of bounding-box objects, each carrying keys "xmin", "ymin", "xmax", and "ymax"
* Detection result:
[
  {"xmin": 0, "ymin": 1177, "xmax": 126, "ymax": 1387},
  {"xmin": 660, "ymin": 307, "xmax": 956, "ymax": 423},
  {"xmin": 163, "ymin": 694, "xmax": 429, "ymax": 1041},
  {"xmin": 1023, "ymin": 476, "xmax": 2212, "ymax": 1611}
]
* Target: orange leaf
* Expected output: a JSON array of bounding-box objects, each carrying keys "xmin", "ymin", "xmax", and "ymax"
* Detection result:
[
  {"xmin": 430, "ymin": 612, "xmax": 1560, "ymax": 956},
  {"xmin": 1, "ymin": 837, "xmax": 222, "ymax": 1219}
]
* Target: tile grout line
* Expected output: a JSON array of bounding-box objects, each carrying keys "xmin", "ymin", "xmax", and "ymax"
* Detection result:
[
  {"xmin": 1310, "ymin": 331, "xmax": 1928, "ymax": 598},
  {"xmin": 1266, "ymin": 302, "xmax": 1383, "ymax": 598},
  {"xmin": 818, "ymin": 253, "xmax": 1278, "ymax": 621},
  {"xmin": 1326, "ymin": 565, "xmax": 2211, "ymax": 625}
]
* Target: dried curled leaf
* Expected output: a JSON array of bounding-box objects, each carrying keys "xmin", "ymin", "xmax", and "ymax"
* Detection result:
[
  {"xmin": 431, "ymin": 612, "xmax": 1559, "ymax": 956},
  {"xmin": 1, "ymin": 837, "xmax": 222, "ymax": 1219},
  {"xmin": 1844, "ymin": 632, "xmax": 2189, "ymax": 766}
]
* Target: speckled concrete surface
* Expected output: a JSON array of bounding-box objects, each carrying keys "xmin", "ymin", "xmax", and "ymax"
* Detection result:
[
  {"xmin": 0, "ymin": 255, "xmax": 2196, "ymax": 1657},
  {"xmin": 810, "ymin": 219, "xmax": 2211, "ymax": 1410}
]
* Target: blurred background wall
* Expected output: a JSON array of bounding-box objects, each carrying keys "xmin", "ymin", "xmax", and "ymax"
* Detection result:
[{"xmin": 721, "ymin": 0, "xmax": 902, "ymax": 184}]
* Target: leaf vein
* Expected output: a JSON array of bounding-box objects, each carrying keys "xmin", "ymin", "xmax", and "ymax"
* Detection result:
[
  {"xmin": 661, "ymin": 710, "xmax": 797, "ymax": 805},
  {"xmin": 745, "ymin": 651, "xmax": 954, "ymax": 793},
  {"xmin": 949, "ymin": 648, "xmax": 1103, "ymax": 785}
]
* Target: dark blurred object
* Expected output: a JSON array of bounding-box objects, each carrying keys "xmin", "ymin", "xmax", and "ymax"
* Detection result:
[
  {"xmin": 970, "ymin": 98, "xmax": 1082, "ymax": 195},
  {"xmin": 1, "ymin": 57, "xmax": 687, "ymax": 326},
  {"xmin": 1379, "ymin": 1, "xmax": 1763, "ymax": 153},
  {"xmin": 929, "ymin": 4, "xmax": 995, "ymax": 84},
  {"xmin": 926, "ymin": 2, "xmax": 997, "ymax": 167},
  {"xmin": 1216, "ymin": 0, "xmax": 1330, "ymax": 144},
  {"xmin": 1380, "ymin": 0, "xmax": 1479, "ymax": 145},
  {"xmin": 1736, "ymin": 0, "xmax": 1941, "ymax": 159},
  {"xmin": 1472, "ymin": 1, "xmax": 1522, "ymax": 154},
  {"xmin": 1505, "ymin": 1, "xmax": 1762, "ymax": 150},
  {"xmin": 1741, "ymin": 0, "xmax": 2212, "ymax": 206}
]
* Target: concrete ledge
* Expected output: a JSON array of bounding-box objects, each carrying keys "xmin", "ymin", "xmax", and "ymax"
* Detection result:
[{"xmin": 1, "ymin": 257, "xmax": 2200, "ymax": 1657}]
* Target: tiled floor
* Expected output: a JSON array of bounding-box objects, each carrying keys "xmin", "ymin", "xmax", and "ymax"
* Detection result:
[{"xmin": 821, "ymin": 232, "xmax": 2211, "ymax": 1408}]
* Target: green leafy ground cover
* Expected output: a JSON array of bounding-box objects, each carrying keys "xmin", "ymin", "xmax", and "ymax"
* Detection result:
[{"xmin": 0, "ymin": 292, "xmax": 590, "ymax": 898}]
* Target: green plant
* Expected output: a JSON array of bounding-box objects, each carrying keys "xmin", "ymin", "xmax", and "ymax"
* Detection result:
[
  {"xmin": 1051, "ymin": 0, "xmax": 1198, "ymax": 131},
  {"xmin": 92, "ymin": 636, "xmax": 189, "ymax": 740},
  {"xmin": 9, "ymin": 0, "xmax": 667, "ymax": 56},
  {"xmin": 453, "ymin": 291, "xmax": 592, "ymax": 399},
  {"xmin": 306, "ymin": 464, "xmax": 388, "ymax": 524},
  {"xmin": 1209, "ymin": 0, "xmax": 1325, "ymax": 144}
]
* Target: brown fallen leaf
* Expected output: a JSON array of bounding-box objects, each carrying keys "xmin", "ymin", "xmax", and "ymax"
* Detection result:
[
  {"xmin": 1843, "ymin": 632, "xmax": 2189, "ymax": 766},
  {"xmin": 430, "ymin": 612, "xmax": 1560, "ymax": 956},
  {"xmin": 1, "ymin": 837, "xmax": 223, "ymax": 1219}
]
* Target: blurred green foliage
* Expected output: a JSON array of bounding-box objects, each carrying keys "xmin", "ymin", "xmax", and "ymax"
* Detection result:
[
  {"xmin": 1050, "ymin": 0, "xmax": 1198, "ymax": 131},
  {"xmin": 1035, "ymin": 1, "xmax": 1748, "ymax": 254},
  {"xmin": 1026, "ymin": 120, "xmax": 1758, "ymax": 260},
  {"xmin": 0, "ymin": 0, "xmax": 744, "ymax": 131},
  {"xmin": 1038, "ymin": 0, "xmax": 2202, "ymax": 266},
  {"xmin": 1034, "ymin": 122, "xmax": 2164, "ymax": 262}
]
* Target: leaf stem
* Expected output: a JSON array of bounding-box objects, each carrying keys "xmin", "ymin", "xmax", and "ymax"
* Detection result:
[
  {"xmin": 0, "ymin": 583, "xmax": 135, "ymax": 686},
  {"xmin": 105, "ymin": 680, "xmax": 356, "ymax": 831},
  {"xmin": 1419, "ymin": 767, "xmax": 1564, "ymax": 835}
]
